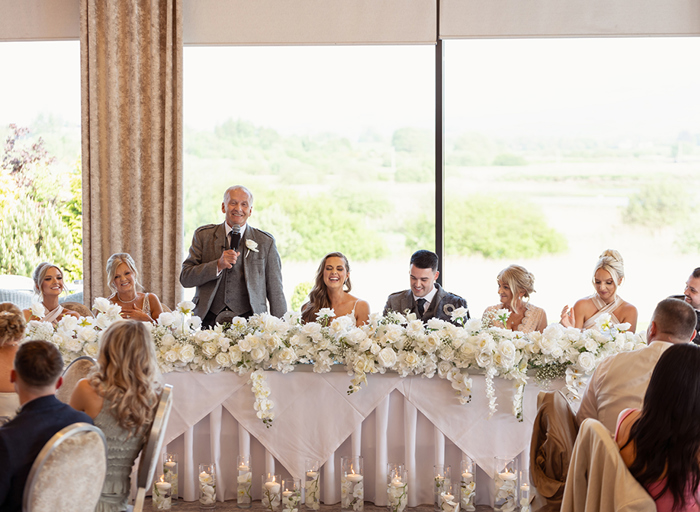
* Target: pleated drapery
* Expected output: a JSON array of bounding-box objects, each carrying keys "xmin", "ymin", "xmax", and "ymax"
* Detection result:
[{"xmin": 80, "ymin": 0, "xmax": 183, "ymax": 309}]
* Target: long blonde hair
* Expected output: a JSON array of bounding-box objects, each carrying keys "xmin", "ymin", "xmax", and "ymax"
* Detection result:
[
  {"xmin": 31, "ymin": 262, "xmax": 64, "ymax": 299},
  {"xmin": 0, "ymin": 303, "xmax": 25, "ymax": 347},
  {"xmin": 106, "ymin": 253, "xmax": 143, "ymax": 295},
  {"xmin": 90, "ymin": 320, "xmax": 161, "ymax": 434},
  {"xmin": 498, "ymin": 265, "xmax": 536, "ymax": 314}
]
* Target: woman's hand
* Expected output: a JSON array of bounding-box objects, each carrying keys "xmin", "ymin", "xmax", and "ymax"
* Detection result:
[
  {"xmin": 560, "ymin": 305, "xmax": 575, "ymax": 328},
  {"xmin": 120, "ymin": 303, "xmax": 152, "ymax": 322}
]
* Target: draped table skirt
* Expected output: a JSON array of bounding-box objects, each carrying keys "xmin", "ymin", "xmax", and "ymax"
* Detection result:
[{"xmin": 155, "ymin": 369, "xmax": 567, "ymax": 506}]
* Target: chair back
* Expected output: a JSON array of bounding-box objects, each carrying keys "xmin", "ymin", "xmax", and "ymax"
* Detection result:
[
  {"xmin": 133, "ymin": 384, "xmax": 174, "ymax": 512},
  {"xmin": 61, "ymin": 301, "xmax": 93, "ymax": 318},
  {"xmin": 530, "ymin": 390, "xmax": 579, "ymax": 511},
  {"xmin": 23, "ymin": 422, "xmax": 107, "ymax": 512},
  {"xmin": 56, "ymin": 356, "xmax": 97, "ymax": 404},
  {"xmin": 561, "ymin": 418, "xmax": 655, "ymax": 512}
]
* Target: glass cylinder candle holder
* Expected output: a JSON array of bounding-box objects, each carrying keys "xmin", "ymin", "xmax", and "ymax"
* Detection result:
[
  {"xmin": 519, "ymin": 470, "xmax": 531, "ymax": 512},
  {"xmin": 438, "ymin": 482, "xmax": 459, "ymax": 512},
  {"xmin": 340, "ymin": 455, "xmax": 364, "ymax": 512},
  {"xmin": 163, "ymin": 453, "xmax": 178, "ymax": 501},
  {"xmin": 237, "ymin": 455, "xmax": 252, "ymax": 508},
  {"xmin": 198, "ymin": 463, "xmax": 217, "ymax": 510},
  {"xmin": 387, "ymin": 463, "xmax": 408, "ymax": 512},
  {"xmin": 282, "ymin": 478, "xmax": 302, "ymax": 512},
  {"xmin": 459, "ymin": 458, "xmax": 476, "ymax": 512},
  {"xmin": 305, "ymin": 459, "xmax": 321, "ymax": 511},
  {"xmin": 152, "ymin": 474, "xmax": 172, "ymax": 510},
  {"xmin": 433, "ymin": 465, "xmax": 451, "ymax": 512},
  {"xmin": 262, "ymin": 473, "xmax": 282, "ymax": 512},
  {"xmin": 494, "ymin": 457, "xmax": 517, "ymax": 512}
]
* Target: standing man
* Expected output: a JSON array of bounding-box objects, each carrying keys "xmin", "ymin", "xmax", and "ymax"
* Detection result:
[
  {"xmin": 670, "ymin": 267, "xmax": 700, "ymax": 344},
  {"xmin": 383, "ymin": 250, "xmax": 469, "ymax": 323},
  {"xmin": 576, "ymin": 298, "xmax": 697, "ymax": 432},
  {"xmin": 180, "ymin": 185, "xmax": 286, "ymax": 327},
  {"xmin": 0, "ymin": 340, "xmax": 93, "ymax": 511}
]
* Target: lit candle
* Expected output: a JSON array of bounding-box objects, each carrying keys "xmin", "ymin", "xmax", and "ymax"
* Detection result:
[
  {"xmin": 165, "ymin": 461, "xmax": 176, "ymax": 470},
  {"xmin": 461, "ymin": 471, "xmax": 473, "ymax": 481},
  {"xmin": 442, "ymin": 493, "xmax": 454, "ymax": 502},
  {"xmin": 498, "ymin": 471, "xmax": 517, "ymax": 481},
  {"xmin": 265, "ymin": 481, "xmax": 281, "ymax": 494},
  {"xmin": 306, "ymin": 471, "xmax": 318, "ymax": 479},
  {"xmin": 156, "ymin": 480, "xmax": 172, "ymax": 493},
  {"xmin": 521, "ymin": 483, "xmax": 530, "ymax": 496},
  {"xmin": 346, "ymin": 472, "xmax": 363, "ymax": 484},
  {"xmin": 283, "ymin": 490, "xmax": 293, "ymax": 498},
  {"xmin": 391, "ymin": 477, "xmax": 403, "ymax": 487},
  {"xmin": 238, "ymin": 464, "xmax": 249, "ymax": 472}
]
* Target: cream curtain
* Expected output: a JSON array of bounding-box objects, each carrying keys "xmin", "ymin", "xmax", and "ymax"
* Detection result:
[{"xmin": 80, "ymin": 0, "xmax": 183, "ymax": 309}]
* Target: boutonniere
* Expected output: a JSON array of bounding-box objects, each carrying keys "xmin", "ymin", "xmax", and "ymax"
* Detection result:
[{"xmin": 245, "ymin": 239, "xmax": 259, "ymax": 257}]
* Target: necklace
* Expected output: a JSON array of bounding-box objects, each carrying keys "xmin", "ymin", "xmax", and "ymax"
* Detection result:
[{"xmin": 117, "ymin": 292, "xmax": 139, "ymax": 304}]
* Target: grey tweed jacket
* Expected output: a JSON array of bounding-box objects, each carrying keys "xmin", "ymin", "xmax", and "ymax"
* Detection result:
[{"xmin": 382, "ymin": 283, "xmax": 469, "ymax": 323}]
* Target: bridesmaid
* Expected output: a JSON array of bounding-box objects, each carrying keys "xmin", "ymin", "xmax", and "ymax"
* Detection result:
[
  {"xmin": 106, "ymin": 253, "xmax": 164, "ymax": 323},
  {"xmin": 23, "ymin": 262, "xmax": 80, "ymax": 324}
]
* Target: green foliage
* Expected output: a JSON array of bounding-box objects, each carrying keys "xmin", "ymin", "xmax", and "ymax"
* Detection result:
[
  {"xmin": 291, "ymin": 281, "xmax": 313, "ymax": 311},
  {"xmin": 623, "ymin": 182, "xmax": 689, "ymax": 229},
  {"xmin": 492, "ymin": 153, "xmax": 527, "ymax": 166},
  {"xmin": 392, "ymin": 128, "xmax": 433, "ymax": 153},
  {"xmin": 449, "ymin": 132, "xmax": 497, "ymax": 166},
  {"xmin": 0, "ymin": 125, "xmax": 82, "ymax": 281},
  {"xmin": 406, "ymin": 194, "xmax": 567, "ymax": 259}
]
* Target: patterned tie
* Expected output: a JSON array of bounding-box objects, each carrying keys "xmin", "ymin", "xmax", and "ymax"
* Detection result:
[{"xmin": 416, "ymin": 298, "xmax": 427, "ymax": 317}]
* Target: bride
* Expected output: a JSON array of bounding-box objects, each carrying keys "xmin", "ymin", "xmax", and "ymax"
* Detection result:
[
  {"xmin": 301, "ymin": 252, "xmax": 370, "ymax": 327},
  {"xmin": 23, "ymin": 262, "xmax": 80, "ymax": 324},
  {"xmin": 561, "ymin": 249, "xmax": 638, "ymax": 332},
  {"xmin": 106, "ymin": 253, "xmax": 164, "ymax": 323}
]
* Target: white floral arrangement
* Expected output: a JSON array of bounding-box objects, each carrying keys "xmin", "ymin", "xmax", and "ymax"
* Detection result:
[{"xmin": 26, "ymin": 296, "xmax": 646, "ymax": 427}]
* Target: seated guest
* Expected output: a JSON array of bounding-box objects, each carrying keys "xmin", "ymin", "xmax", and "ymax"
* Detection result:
[
  {"xmin": 301, "ymin": 252, "xmax": 370, "ymax": 327},
  {"xmin": 482, "ymin": 264, "xmax": 547, "ymax": 333},
  {"xmin": 616, "ymin": 343, "xmax": 700, "ymax": 511},
  {"xmin": 577, "ymin": 298, "xmax": 696, "ymax": 432},
  {"xmin": 670, "ymin": 267, "xmax": 700, "ymax": 344},
  {"xmin": 106, "ymin": 253, "xmax": 164, "ymax": 323},
  {"xmin": 23, "ymin": 262, "xmax": 80, "ymax": 324},
  {"xmin": 0, "ymin": 340, "xmax": 93, "ymax": 512},
  {"xmin": 383, "ymin": 250, "xmax": 468, "ymax": 323},
  {"xmin": 0, "ymin": 304, "xmax": 25, "ymax": 423},
  {"xmin": 70, "ymin": 320, "xmax": 161, "ymax": 512},
  {"xmin": 560, "ymin": 249, "xmax": 638, "ymax": 332}
]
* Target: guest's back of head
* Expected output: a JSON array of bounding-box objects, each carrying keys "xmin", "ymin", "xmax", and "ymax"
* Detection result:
[
  {"xmin": 650, "ymin": 298, "xmax": 697, "ymax": 343},
  {"xmin": 14, "ymin": 340, "xmax": 63, "ymax": 388},
  {"xmin": 0, "ymin": 303, "xmax": 25, "ymax": 347}
]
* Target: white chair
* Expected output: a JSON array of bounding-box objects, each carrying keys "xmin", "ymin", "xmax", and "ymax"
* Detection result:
[
  {"xmin": 55, "ymin": 356, "xmax": 97, "ymax": 404},
  {"xmin": 561, "ymin": 418, "xmax": 655, "ymax": 512},
  {"xmin": 132, "ymin": 384, "xmax": 174, "ymax": 512},
  {"xmin": 23, "ymin": 422, "xmax": 107, "ymax": 512}
]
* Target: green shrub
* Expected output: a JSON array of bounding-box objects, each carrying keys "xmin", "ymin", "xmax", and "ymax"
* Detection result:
[
  {"xmin": 291, "ymin": 281, "xmax": 313, "ymax": 311},
  {"xmin": 624, "ymin": 182, "xmax": 689, "ymax": 229}
]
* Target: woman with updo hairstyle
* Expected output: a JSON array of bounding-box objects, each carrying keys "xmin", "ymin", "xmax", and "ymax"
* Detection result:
[
  {"xmin": 483, "ymin": 264, "xmax": 548, "ymax": 333},
  {"xmin": 616, "ymin": 343, "xmax": 700, "ymax": 511},
  {"xmin": 70, "ymin": 320, "xmax": 161, "ymax": 512},
  {"xmin": 0, "ymin": 303, "xmax": 25, "ymax": 422},
  {"xmin": 106, "ymin": 253, "xmax": 164, "ymax": 323},
  {"xmin": 561, "ymin": 249, "xmax": 638, "ymax": 332},
  {"xmin": 301, "ymin": 252, "xmax": 370, "ymax": 327},
  {"xmin": 23, "ymin": 262, "xmax": 80, "ymax": 324}
]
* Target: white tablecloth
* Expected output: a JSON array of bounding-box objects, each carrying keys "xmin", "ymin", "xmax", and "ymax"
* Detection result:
[{"xmin": 160, "ymin": 370, "xmax": 559, "ymax": 506}]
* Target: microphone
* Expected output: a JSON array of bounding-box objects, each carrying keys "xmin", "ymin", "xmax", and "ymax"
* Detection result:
[{"xmin": 230, "ymin": 225, "xmax": 241, "ymax": 251}]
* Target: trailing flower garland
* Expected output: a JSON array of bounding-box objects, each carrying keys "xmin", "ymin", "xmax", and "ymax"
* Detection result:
[{"xmin": 25, "ymin": 300, "xmax": 646, "ymax": 426}]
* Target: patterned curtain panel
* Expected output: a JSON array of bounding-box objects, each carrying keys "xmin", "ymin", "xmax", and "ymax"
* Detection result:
[{"xmin": 80, "ymin": 0, "xmax": 183, "ymax": 309}]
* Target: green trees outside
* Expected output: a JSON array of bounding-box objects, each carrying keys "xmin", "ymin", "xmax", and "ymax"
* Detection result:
[{"xmin": 0, "ymin": 125, "xmax": 82, "ymax": 281}]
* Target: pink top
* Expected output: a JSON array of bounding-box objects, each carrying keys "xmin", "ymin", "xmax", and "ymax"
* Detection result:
[{"xmin": 615, "ymin": 408, "xmax": 700, "ymax": 512}]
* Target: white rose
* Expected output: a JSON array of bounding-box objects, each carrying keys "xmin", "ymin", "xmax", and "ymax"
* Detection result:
[
  {"xmin": 179, "ymin": 345, "xmax": 195, "ymax": 363},
  {"xmin": 215, "ymin": 351, "xmax": 231, "ymax": 367},
  {"xmin": 402, "ymin": 351, "xmax": 419, "ymax": 368},
  {"xmin": 437, "ymin": 361, "xmax": 453, "ymax": 378},
  {"xmin": 228, "ymin": 345, "xmax": 243, "ymax": 364},
  {"xmin": 158, "ymin": 312, "xmax": 176, "ymax": 327},
  {"xmin": 577, "ymin": 352, "xmax": 596, "ymax": 373},
  {"xmin": 497, "ymin": 340, "xmax": 516, "ymax": 361},
  {"xmin": 202, "ymin": 342, "xmax": 218, "ymax": 358},
  {"xmin": 475, "ymin": 349, "xmax": 493, "ymax": 368},
  {"xmin": 160, "ymin": 333, "xmax": 176, "ymax": 347},
  {"xmin": 238, "ymin": 336, "xmax": 253, "ymax": 352},
  {"xmin": 278, "ymin": 347, "xmax": 296, "ymax": 365},
  {"xmin": 584, "ymin": 338, "xmax": 599, "ymax": 353},
  {"xmin": 250, "ymin": 347, "xmax": 267, "ymax": 363},
  {"xmin": 164, "ymin": 350, "xmax": 179, "ymax": 363},
  {"xmin": 377, "ymin": 347, "xmax": 398, "ymax": 368}
]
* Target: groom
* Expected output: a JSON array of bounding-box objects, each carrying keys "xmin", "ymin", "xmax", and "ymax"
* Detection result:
[{"xmin": 180, "ymin": 185, "xmax": 287, "ymax": 327}]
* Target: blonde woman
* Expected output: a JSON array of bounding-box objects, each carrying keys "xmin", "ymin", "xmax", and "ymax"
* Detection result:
[
  {"xmin": 70, "ymin": 321, "xmax": 161, "ymax": 512},
  {"xmin": 23, "ymin": 262, "xmax": 80, "ymax": 324},
  {"xmin": 561, "ymin": 249, "xmax": 638, "ymax": 332},
  {"xmin": 0, "ymin": 303, "xmax": 25, "ymax": 422},
  {"xmin": 106, "ymin": 253, "xmax": 164, "ymax": 322},
  {"xmin": 483, "ymin": 264, "xmax": 548, "ymax": 333},
  {"xmin": 301, "ymin": 252, "xmax": 370, "ymax": 327}
]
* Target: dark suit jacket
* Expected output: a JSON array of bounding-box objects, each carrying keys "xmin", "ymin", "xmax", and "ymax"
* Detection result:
[
  {"xmin": 180, "ymin": 222, "xmax": 287, "ymax": 318},
  {"xmin": 0, "ymin": 395, "xmax": 93, "ymax": 511},
  {"xmin": 383, "ymin": 283, "xmax": 469, "ymax": 323}
]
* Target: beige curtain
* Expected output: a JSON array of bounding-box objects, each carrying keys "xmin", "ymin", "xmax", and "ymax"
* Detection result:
[{"xmin": 81, "ymin": 0, "xmax": 183, "ymax": 309}]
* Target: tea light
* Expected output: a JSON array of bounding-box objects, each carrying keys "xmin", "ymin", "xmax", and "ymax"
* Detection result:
[
  {"xmin": 461, "ymin": 471, "xmax": 473, "ymax": 481},
  {"xmin": 442, "ymin": 493, "xmax": 454, "ymax": 502},
  {"xmin": 239, "ymin": 464, "xmax": 249, "ymax": 472},
  {"xmin": 306, "ymin": 471, "xmax": 318, "ymax": 479},
  {"xmin": 499, "ymin": 471, "xmax": 517, "ymax": 481},
  {"xmin": 265, "ymin": 481, "xmax": 281, "ymax": 494},
  {"xmin": 391, "ymin": 477, "xmax": 403, "ymax": 487},
  {"xmin": 165, "ymin": 461, "xmax": 176, "ymax": 470},
  {"xmin": 283, "ymin": 490, "xmax": 293, "ymax": 498},
  {"xmin": 346, "ymin": 473, "xmax": 363, "ymax": 484},
  {"xmin": 156, "ymin": 480, "xmax": 172, "ymax": 493}
]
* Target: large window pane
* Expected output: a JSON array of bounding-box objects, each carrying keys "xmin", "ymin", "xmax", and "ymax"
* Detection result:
[
  {"xmin": 444, "ymin": 37, "xmax": 700, "ymax": 328},
  {"xmin": 0, "ymin": 41, "xmax": 82, "ymax": 288},
  {"xmin": 184, "ymin": 45, "xmax": 434, "ymax": 312}
]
